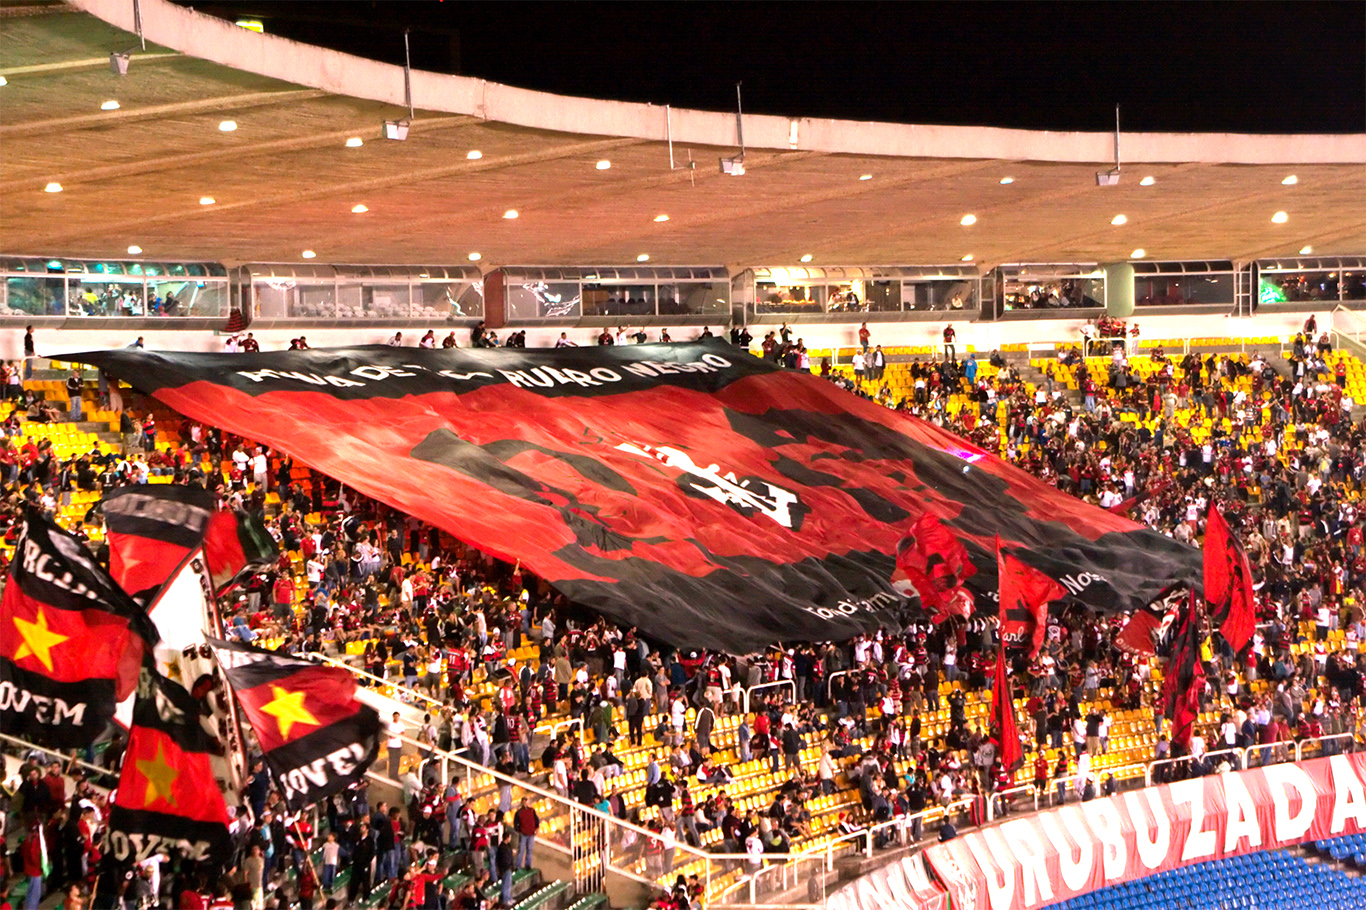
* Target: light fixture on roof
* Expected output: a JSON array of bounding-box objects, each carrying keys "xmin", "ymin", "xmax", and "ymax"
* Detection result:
[
  {"xmin": 44, "ymin": 182, "xmax": 63, "ymax": 193},
  {"xmin": 1111, "ymin": 214, "xmax": 1127, "ymax": 226},
  {"xmin": 503, "ymin": 209, "xmax": 519, "ymax": 219},
  {"xmin": 346, "ymin": 137, "xmax": 364, "ymax": 148},
  {"xmin": 127, "ymin": 245, "xmax": 142, "ymax": 255},
  {"xmin": 1131, "ymin": 248, "xmax": 1146, "ymax": 259},
  {"xmin": 218, "ymin": 120, "xmax": 238, "ymax": 132},
  {"xmin": 719, "ymin": 82, "xmax": 747, "ymax": 176},
  {"xmin": 1271, "ymin": 211, "xmax": 1288, "ymax": 224},
  {"xmin": 596, "ymin": 160, "xmax": 612, "ymax": 170},
  {"xmin": 636, "ymin": 253, "xmax": 650, "ymax": 262},
  {"xmin": 467, "ymin": 150, "xmax": 483, "ymax": 160},
  {"xmin": 0, "ymin": 76, "xmax": 8, "ymax": 87},
  {"xmin": 1140, "ymin": 175, "xmax": 1156, "ymax": 186},
  {"xmin": 800, "ymin": 254, "xmax": 813, "ymax": 263},
  {"xmin": 1096, "ymin": 105, "xmax": 1123, "ymax": 185},
  {"xmin": 101, "ymin": 100, "xmax": 120, "ymax": 111},
  {"xmin": 961, "ymin": 254, "xmax": 974, "ymax": 262},
  {"xmin": 301, "ymin": 250, "xmax": 316, "ymax": 259},
  {"xmin": 960, "ymin": 214, "xmax": 977, "ymax": 226},
  {"xmin": 654, "ymin": 214, "xmax": 670, "ymax": 222},
  {"xmin": 999, "ymin": 176, "xmax": 1014, "ymax": 185},
  {"xmin": 859, "ymin": 174, "xmax": 873, "ymax": 181},
  {"xmin": 468, "ymin": 252, "xmax": 482, "ymax": 261},
  {"xmin": 351, "ymin": 204, "xmax": 368, "ymax": 213},
  {"xmin": 1299, "ymin": 245, "xmax": 1314, "ymax": 255},
  {"xmin": 384, "ymin": 29, "xmax": 415, "ymax": 141},
  {"xmin": 235, "ymin": 19, "xmax": 264, "ymax": 33},
  {"xmin": 199, "ymin": 196, "xmax": 216, "ymax": 205},
  {"xmin": 1282, "ymin": 175, "xmax": 1298, "ymax": 185}
]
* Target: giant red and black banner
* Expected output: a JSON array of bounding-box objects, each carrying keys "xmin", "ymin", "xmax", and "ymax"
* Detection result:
[
  {"xmin": 1205, "ymin": 505, "xmax": 1256, "ymax": 654},
  {"xmin": 923, "ymin": 753, "xmax": 1366, "ymax": 910},
  {"xmin": 76, "ymin": 344, "xmax": 1201, "ymax": 652}
]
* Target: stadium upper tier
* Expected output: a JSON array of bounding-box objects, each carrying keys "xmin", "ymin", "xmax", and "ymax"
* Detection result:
[{"xmin": 0, "ymin": 0, "xmax": 1362, "ymax": 268}]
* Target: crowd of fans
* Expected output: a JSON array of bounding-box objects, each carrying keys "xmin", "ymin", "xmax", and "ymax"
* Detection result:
[{"xmin": 2, "ymin": 320, "xmax": 1365, "ymax": 909}]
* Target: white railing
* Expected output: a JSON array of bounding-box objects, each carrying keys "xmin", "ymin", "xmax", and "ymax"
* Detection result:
[
  {"xmin": 743, "ymin": 679, "xmax": 796, "ymax": 714},
  {"xmin": 1144, "ymin": 733, "xmax": 1357, "ymax": 787},
  {"xmin": 0, "ymin": 731, "xmax": 111, "ymax": 780},
  {"xmin": 1332, "ymin": 304, "xmax": 1366, "ymax": 344}
]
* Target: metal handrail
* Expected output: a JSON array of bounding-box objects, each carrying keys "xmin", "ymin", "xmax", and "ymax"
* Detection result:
[
  {"xmin": 0, "ymin": 731, "xmax": 111, "ymax": 780},
  {"xmin": 307, "ymin": 650, "xmax": 445, "ymax": 712},
  {"xmin": 986, "ymin": 783, "xmax": 1038, "ymax": 821},
  {"xmin": 743, "ymin": 679, "xmax": 796, "ymax": 714}
]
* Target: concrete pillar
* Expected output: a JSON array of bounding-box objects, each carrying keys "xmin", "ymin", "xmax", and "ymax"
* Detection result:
[{"xmin": 1103, "ymin": 262, "xmax": 1135, "ymax": 317}]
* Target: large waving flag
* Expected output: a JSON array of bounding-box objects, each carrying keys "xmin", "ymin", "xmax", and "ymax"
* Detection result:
[
  {"xmin": 107, "ymin": 663, "xmax": 232, "ymax": 865},
  {"xmin": 997, "ymin": 538, "xmax": 1067, "ymax": 658},
  {"xmin": 1160, "ymin": 591, "xmax": 1206, "ymax": 751},
  {"xmin": 209, "ymin": 638, "xmax": 380, "ymax": 810},
  {"xmin": 892, "ymin": 513, "xmax": 978, "ymax": 623},
  {"xmin": 1204, "ymin": 505, "xmax": 1256, "ymax": 653},
  {"xmin": 103, "ymin": 486, "xmax": 216, "ymax": 606},
  {"xmin": 0, "ymin": 511, "xmax": 156, "ymax": 747},
  {"xmin": 75, "ymin": 344, "xmax": 1202, "ymax": 652}
]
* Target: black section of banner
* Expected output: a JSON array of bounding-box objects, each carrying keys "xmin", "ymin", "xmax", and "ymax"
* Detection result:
[
  {"xmin": 206, "ymin": 636, "xmax": 319, "ymax": 686},
  {"xmin": 103, "ymin": 486, "xmax": 215, "ymax": 549},
  {"xmin": 73, "ymin": 341, "xmax": 753, "ymax": 401},
  {"xmin": 263, "ymin": 708, "xmax": 381, "ymax": 811},
  {"xmin": 0, "ymin": 661, "xmax": 115, "ymax": 748},
  {"xmin": 106, "ymin": 805, "xmax": 232, "ymax": 866}
]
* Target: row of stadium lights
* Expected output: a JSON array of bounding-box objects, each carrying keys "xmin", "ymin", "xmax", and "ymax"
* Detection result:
[{"xmin": 29, "ymin": 96, "xmax": 1315, "ymax": 262}]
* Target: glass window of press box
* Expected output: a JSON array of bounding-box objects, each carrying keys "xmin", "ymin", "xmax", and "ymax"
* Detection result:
[
  {"xmin": 741, "ymin": 266, "xmax": 983, "ymax": 316},
  {"xmin": 0, "ymin": 257, "xmax": 228, "ymax": 318},
  {"xmin": 1132, "ymin": 261, "xmax": 1235, "ymax": 307},
  {"xmin": 999, "ymin": 264, "xmax": 1105, "ymax": 312},
  {"xmin": 247, "ymin": 264, "xmax": 483, "ymax": 320},
  {"xmin": 1256, "ymin": 257, "xmax": 1366, "ymax": 306},
  {"xmin": 503, "ymin": 267, "xmax": 728, "ymax": 322}
]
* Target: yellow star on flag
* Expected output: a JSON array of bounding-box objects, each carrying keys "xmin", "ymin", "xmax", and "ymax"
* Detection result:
[
  {"xmin": 13, "ymin": 607, "xmax": 70, "ymax": 673},
  {"xmin": 258, "ymin": 685, "xmax": 319, "ymax": 740},
  {"xmin": 135, "ymin": 740, "xmax": 180, "ymax": 807}
]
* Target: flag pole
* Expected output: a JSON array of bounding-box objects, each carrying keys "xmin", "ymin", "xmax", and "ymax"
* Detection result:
[{"xmin": 195, "ymin": 549, "xmax": 252, "ymax": 791}]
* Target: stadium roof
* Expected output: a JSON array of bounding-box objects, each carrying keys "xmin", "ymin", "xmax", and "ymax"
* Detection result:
[{"xmin": 2, "ymin": 0, "xmax": 1364, "ymax": 269}]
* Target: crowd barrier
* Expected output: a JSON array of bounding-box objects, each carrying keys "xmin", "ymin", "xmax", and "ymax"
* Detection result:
[{"xmin": 827, "ymin": 752, "xmax": 1366, "ymax": 910}]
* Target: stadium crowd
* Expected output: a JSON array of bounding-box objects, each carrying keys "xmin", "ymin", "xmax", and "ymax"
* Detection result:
[{"xmin": 1, "ymin": 323, "xmax": 1365, "ymax": 910}]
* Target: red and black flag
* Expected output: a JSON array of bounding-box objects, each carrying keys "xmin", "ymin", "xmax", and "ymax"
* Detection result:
[
  {"xmin": 892, "ymin": 513, "xmax": 977, "ymax": 623},
  {"xmin": 0, "ymin": 510, "xmax": 156, "ymax": 747},
  {"xmin": 989, "ymin": 646, "xmax": 1024, "ymax": 771},
  {"xmin": 74, "ymin": 344, "xmax": 1202, "ymax": 652},
  {"xmin": 1204, "ymin": 504, "xmax": 1256, "ymax": 654},
  {"xmin": 103, "ymin": 486, "xmax": 215, "ymax": 605},
  {"xmin": 1159, "ymin": 590, "xmax": 1206, "ymax": 751},
  {"xmin": 203, "ymin": 509, "xmax": 278, "ymax": 594},
  {"xmin": 107, "ymin": 663, "xmax": 232, "ymax": 866},
  {"xmin": 996, "ymin": 537, "xmax": 1067, "ymax": 658},
  {"xmin": 208, "ymin": 637, "xmax": 379, "ymax": 810}
]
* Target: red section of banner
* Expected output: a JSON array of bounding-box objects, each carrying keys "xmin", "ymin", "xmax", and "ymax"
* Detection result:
[
  {"xmin": 1, "ymin": 582, "xmax": 145, "ymax": 695},
  {"xmin": 924, "ymin": 753, "xmax": 1366, "ymax": 910}
]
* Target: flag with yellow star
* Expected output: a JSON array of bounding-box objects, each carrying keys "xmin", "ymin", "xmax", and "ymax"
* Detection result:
[
  {"xmin": 209, "ymin": 637, "xmax": 380, "ymax": 810},
  {"xmin": 108, "ymin": 663, "xmax": 233, "ymax": 866},
  {"xmin": 0, "ymin": 510, "xmax": 158, "ymax": 748}
]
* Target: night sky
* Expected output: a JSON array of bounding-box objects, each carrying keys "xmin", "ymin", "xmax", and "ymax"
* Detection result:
[{"xmin": 185, "ymin": 1, "xmax": 1365, "ymax": 134}]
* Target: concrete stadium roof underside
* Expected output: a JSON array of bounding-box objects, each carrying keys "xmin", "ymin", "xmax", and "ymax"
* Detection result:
[{"xmin": 2, "ymin": 1, "xmax": 1364, "ymax": 270}]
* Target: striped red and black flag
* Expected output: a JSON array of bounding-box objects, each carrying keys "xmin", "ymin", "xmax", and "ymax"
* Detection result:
[
  {"xmin": 208, "ymin": 637, "xmax": 379, "ymax": 810},
  {"xmin": 0, "ymin": 510, "xmax": 156, "ymax": 747},
  {"xmin": 1159, "ymin": 590, "xmax": 1206, "ymax": 751},
  {"xmin": 203, "ymin": 509, "xmax": 278, "ymax": 594},
  {"xmin": 107, "ymin": 663, "xmax": 233, "ymax": 866},
  {"xmin": 103, "ymin": 486, "xmax": 216, "ymax": 605},
  {"xmin": 1204, "ymin": 505, "xmax": 1256, "ymax": 654}
]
